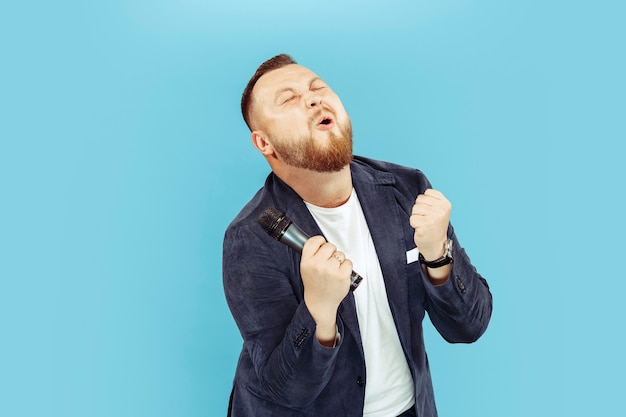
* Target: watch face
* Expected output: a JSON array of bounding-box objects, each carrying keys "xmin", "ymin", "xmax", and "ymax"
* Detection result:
[{"xmin": 445, "ymin": 239, "xmax": 453, "ymax": 258}]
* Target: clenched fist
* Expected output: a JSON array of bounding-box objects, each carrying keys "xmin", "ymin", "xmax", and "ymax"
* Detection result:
[{"xmin": 410, "ymin": 189, "xmax": 451, "ymax": 261}]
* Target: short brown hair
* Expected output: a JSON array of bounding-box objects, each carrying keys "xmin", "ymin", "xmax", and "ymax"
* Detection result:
[{"xmin": 241, "ymin": 54, "xmax": 297, "ymax": 131}]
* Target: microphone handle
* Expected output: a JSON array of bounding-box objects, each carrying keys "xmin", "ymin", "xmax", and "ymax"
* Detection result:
[
  {"xmin": 279, "ymin": 222, "xmax": 310, "ymax": 253},
  {"xmin": 348, "ymin": 271, "xmax": 363, "ymax": 292}
]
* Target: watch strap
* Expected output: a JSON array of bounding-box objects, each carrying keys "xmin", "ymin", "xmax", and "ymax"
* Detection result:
[{"xmin": 418, "ymin": 239, "xmax": 453, "ymax": 268}]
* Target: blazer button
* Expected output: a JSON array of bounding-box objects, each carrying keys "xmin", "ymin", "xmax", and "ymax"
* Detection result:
[
  {"xmin": 456, "ymin": 276, "xmax": 466, "ymax": 293},
  {"xmin": 357, "ymin": 376, "xmax": 365, "ymax": 386}
]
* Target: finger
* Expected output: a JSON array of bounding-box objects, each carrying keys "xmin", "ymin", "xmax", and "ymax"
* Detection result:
[
  {"xmin": 338, "ymin": 258, "xmax": 353, "ymax": 273},
  {"xmin": 411, "ymin": 203, "xmax": 441, "ymax": 218},
  {"xmin": 332, "ymin": 250, "xmax": 346, "ymax": 264},
  {"xmin": 410, "ymin": 214, "xmax": 437, "ymax": 229},
  {"xmin": 412, "ymin": 202, "xmax": 449, "ymax": 216},
  {"xmin": 415, "ymin": 189, "xmax": 449, "ymax": 205},
  {"xmin": 302, "ymin": 235, "xmax": 327, "ymax": 258},
  {"xmin": 413, "ymin": 194, "xmax": 450, "ymax": 211},
  {"xmin": 316, "ymin": 242, "xmax": 338, "ymax": 259},
  {"xmin": 411, "ymin": 204, "xmax": 432, "ymax": 216},
  {"xmin": 414, "ymin": 194, "xmax": 440, "ymax": 207},
  {"xmin": 423, "ymin": 188, "xmax": 445, "ymax": 199},
  {"xmin": 420, "ymin": 190, "xmax": 451, "ymax": 211}
]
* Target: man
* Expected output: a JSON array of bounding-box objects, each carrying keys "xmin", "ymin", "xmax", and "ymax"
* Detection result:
[{"xmin": 223, "ymin": 54, "xmax": 492, "ymax": 417}]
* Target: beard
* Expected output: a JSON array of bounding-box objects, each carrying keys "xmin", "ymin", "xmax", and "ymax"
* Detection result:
[{"xmin": 270, "ymin": 116, "xmax": 353, "ymax": 173}]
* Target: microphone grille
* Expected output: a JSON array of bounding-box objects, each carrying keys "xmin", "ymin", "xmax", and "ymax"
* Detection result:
[{"xmin": 257, "ymin": 207, "xmax": 291, "ymax": 240}]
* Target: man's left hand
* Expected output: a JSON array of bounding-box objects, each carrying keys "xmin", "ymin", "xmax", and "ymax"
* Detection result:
[{"xmin": 410, "ymin": 189, "xmax": 451, "ymax": 261}]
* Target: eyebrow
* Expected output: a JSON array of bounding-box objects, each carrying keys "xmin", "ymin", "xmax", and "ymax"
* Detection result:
[{"xmin": 273, "ymin": 77, "xmax": 325, "ymax": 103}]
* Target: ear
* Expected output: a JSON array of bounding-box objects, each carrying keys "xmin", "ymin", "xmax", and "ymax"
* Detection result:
[{"xmin": 251, "ymin": 131, "xmax": 274, "ymax": 156}]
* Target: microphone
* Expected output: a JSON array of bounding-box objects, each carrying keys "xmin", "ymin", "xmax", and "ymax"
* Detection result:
[{"xmin": 257, "ymin": 207, "xmax": 363, "ymax": 291}]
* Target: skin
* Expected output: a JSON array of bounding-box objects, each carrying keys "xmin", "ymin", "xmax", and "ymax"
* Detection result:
[{"xmin": 249, "ymin": 64, "xmax": 451, "ymax": 346}]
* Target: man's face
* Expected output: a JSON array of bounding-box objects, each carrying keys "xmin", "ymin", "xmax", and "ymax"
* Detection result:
[{"xmin": 250, "ymin": 64, "xmax": 353, "ymax": 172}]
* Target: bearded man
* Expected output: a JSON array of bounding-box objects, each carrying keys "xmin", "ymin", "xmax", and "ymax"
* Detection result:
[{"xmin": 222, "ymin": 54, "xmax": 492, "ymax": 417}]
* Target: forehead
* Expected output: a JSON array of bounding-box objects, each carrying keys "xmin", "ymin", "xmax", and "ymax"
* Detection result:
[{"xmin": 253, "ymin": 64, "xmax": 321, "ymax": 99}]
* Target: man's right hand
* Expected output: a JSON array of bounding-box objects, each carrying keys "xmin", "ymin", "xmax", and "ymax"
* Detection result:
[{"xmin": 300, "ymin": 236, "xmax": 352, "ymax": 345}]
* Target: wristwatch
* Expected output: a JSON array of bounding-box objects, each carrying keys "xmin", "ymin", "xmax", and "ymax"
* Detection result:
[{"xmin": 419, "ymin": 239, "xmax": 454, "ymax": 268}]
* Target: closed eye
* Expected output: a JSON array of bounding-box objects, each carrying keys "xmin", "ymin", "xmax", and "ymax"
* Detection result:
[{"xmin": 310, "ymin": 77, "xmax": 328, "ymax": 91}]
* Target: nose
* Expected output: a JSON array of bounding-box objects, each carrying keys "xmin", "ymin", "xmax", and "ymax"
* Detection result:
[{"xmin": 306, "ymin": 92, "xmax": 322, "ymax": 108}]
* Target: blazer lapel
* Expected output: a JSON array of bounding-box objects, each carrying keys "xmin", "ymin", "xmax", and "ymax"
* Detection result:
[
  {"xmin": 268, "ymin": 174, "xmax": 365, "ymax": 355},
  {"xmin": 352, "ymin": 164, "xmax": 412, "ymax": 346}
]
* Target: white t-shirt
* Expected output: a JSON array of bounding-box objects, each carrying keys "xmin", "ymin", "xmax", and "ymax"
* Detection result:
[{"xmin": 305, "ymin": 189, "xmax": 415, "ymax": 417}]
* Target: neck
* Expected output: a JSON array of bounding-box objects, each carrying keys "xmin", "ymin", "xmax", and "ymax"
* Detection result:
[{"xmin": 273, "ymin": 164, "xmax": 353, "ymax": 208}]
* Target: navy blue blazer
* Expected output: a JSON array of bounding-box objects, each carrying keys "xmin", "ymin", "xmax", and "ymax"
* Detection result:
[{"xmin": 223, "ymin": 156, "xmax": 492, "ymax": 417}]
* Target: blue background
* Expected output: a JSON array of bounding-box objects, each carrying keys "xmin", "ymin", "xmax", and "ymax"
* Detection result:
[{"xmin": 2, "ymin": 1, "xmax": 625, "ymax": 416}]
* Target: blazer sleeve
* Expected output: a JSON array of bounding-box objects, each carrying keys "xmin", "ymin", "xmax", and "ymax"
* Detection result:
[
  {"xmin": 422, "ymin": 223, "xmax": 493, "ymax": 343},
  {"xmin": 222, "ymin": 220, "xmax": 343, "ymax": 408},
  {"xmin": 385, "ymin": 161, "xmax": 492, "ymax": 344}
]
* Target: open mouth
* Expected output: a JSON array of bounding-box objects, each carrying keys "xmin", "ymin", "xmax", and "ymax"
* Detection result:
[{"xmin": 316, "ymin": 115, "xmax": 335, "ymax": 129}]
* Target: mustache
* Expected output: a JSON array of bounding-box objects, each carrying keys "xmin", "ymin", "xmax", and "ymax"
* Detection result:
[{"xmin": 309, "ymin": 108, "xmax": 335, "ymax": 125}]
